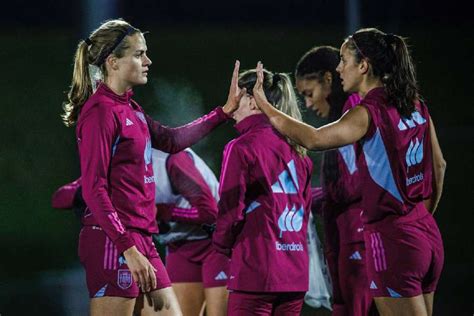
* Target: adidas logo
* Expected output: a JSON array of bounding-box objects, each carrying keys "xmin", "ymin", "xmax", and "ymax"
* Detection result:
[
  {"xmin": 126, "ymin": 118, "xmax": 134, "ymax": 126},
  {"xmin": 214, "ymin": 271, "xmax": 228, "ymax": 281},
  {"xmin": 271, "ymin": 160, "xmax": 299, "ymax": 194},
  {"xmin": 398, "ymin": 111, "xmax": 427, "ymax": 131},
  {"xmin": 349, "ymin": 251, "xmax": 362, "ymax": 260},
  {"xmin": 370, "ymin": 281, "xmax": 378, "ymax": 290}
]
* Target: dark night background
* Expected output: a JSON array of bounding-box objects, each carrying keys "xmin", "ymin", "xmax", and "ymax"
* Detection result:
[{"xmin": 0, "ymin": 0, "xmax": 472, "ymax": 315}]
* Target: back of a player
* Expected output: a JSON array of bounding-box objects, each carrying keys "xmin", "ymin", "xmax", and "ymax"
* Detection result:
[{"xmin": 359, "ymin": 87, "xmax": 444, "ymax": 300}]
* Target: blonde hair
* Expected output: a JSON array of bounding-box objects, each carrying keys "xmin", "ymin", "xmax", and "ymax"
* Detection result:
[
  {"xmin": 62, "ymin": 19, "xmax": 140, "ymax": 126},
  {"xmin": 238, "ymin": 69, "xmax": 307, "ymax": 157}
]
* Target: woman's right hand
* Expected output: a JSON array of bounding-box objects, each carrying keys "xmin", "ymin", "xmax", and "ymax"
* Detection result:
[
  {"xmin": 123, "ymin": 246, "xmax": 157, "ymax": 293},
  {"xmin": 252, "ymin": 61, "xmax": 271, "ymax": 111},
  {"xmin": 222, "ymin": 60, "xmax": 246, "ymax": 115}
]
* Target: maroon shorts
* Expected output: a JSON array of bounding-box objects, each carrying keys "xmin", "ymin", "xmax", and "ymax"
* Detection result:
[
  {"xmin": 337, "ymin": 242, "xmax": 378, "ymax": 316},
  {"xmin": 227, "ymin": 290, "xmax": 305, "ymax": 316},
  {"xmin": 165, "ymin": 239, "xmax": 229, "ymax": 288},
  {"xmin": 364, "ymin": 207, "xmax": 444, "ymax": 298},
  {"xmin": 78, "ymin": 226, "xmax": 171, "ymax": 298},
  {"xmin": 325, "ymin": 207, "xmax": 373, "ymax": 315}
]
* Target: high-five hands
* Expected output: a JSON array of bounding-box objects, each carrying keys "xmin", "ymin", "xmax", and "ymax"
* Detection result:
[
  {"xmin": 223, "ymin": 60, "xmax": 247, "ymax": 115},
  {"xmin": 252, "ymin": 61, "xmax": 270, "ymax": 110}
]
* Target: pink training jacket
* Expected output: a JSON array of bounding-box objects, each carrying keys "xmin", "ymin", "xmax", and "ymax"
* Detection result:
[
  {"xmin": 76, "ymin": 83, "xmax": 227, "ymax": 254},
  {"xmin": 213, "ymin": 114, "xmax": 313, "ymax": 292},
  {"xmin": 358, "ymin": 87, "xmax": 433, "ymax": 224}
]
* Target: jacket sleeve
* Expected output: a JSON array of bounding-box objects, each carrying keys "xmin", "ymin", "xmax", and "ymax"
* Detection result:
[
  {"xmin": 146, "ymin": 107, "xmax": 228, "ymax": 153},
  {"xmin": 163, "ymin": 151, "xmax": 218, "ymax": 225},
  {"xmin": 310, "ymin": 186, "xmax": 324, "ymax": 215},
  {"xmin": 78, "ymin": 105, "xmax": 135, "ymax": 254},
  {"xmin": 212, "ymin": 141, "xmax": 249, "ymax": 256},
  {"xmin": 51, "ymin": 178, "xmax": 82, "ymax": 209}
]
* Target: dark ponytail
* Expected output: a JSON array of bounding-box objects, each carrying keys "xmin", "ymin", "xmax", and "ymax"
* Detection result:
[{"xmin": 346, "ymin": 28, "xmax": 420, "ymax": 117}]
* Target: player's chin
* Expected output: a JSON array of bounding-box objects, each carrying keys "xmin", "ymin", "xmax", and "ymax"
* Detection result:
[{"xmin": 136, "ymin": 77, "xmax": 148, "ymax": 85}]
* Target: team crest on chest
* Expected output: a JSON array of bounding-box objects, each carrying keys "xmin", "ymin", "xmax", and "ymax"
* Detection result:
[{"xmin": 117, "ymin": 269, "xmax": 133, "ymax": 289}]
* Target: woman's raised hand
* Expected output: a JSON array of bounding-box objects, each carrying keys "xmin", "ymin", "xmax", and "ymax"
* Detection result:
[
  {"xmin": 252, "ymin": 61, "xmax": 270, "ymax": 110},
  {"xmin": 223, "ymin": 60, "xmax": 246, "ymax": 115}
]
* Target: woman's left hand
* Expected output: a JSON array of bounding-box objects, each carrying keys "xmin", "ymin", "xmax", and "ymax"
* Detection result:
[{"xmin": 223, "ymin": 60, "xmax": 246, "ymax": 115}]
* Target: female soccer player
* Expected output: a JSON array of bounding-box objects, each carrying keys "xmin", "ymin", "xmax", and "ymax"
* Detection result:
[
  {"xmin": 213, "ymin": 69, "xmax": 313, "ymax": 315},
  {"xmin": 295, "ymin": 46, "xmax": 376, "ymax": 315},
  {"xmin": 253, "ymin": 28, "xmax": 446, "ymax": 316},
  {"xmin": 61, "ymin": 19, "xmax": 243, "ymax": 315}
]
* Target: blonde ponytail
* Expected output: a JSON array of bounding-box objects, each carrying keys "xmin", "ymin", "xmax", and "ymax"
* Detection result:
[{"xmin": 238, "ymin": 69, "xmax": 307, "ymax": 157}]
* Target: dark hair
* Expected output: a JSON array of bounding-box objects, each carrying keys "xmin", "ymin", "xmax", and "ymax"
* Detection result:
[
  {"xmin": 345, "ymin": 27, "xmax": 420, "ymax": 117},
  {"xmin": 62, "ymin": 19, "xmax": 141, "ymax": 127},
  {"xmin": 238, "ymin": 69, "xmax": 307, "ymax": 157},
  {"xmin": 295, "ymin": 46, "xmax": 349, "ymax": 189}
]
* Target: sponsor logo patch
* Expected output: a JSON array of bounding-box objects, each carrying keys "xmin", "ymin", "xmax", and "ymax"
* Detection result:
[
  {"xmin": 144, "ymin": 175, "xmax": 156, "ymax": 184},
  {"xmin": 277, "ymin": 205, "xmax": 304, "ymax": 238},
  {"xmin": 275, "ymin": 241, "xmax": 304, "ymax": 252},
  {"xmin": 406, "ymin": 172, "xmax": 424, "ymax": 186},
  {"xmin": 405, "ymin": 137, "xmax": 424, "ymax": 167}
]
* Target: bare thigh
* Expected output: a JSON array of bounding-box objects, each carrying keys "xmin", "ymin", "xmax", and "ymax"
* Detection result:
[
  {"xmin": 422, "ymin": 292, "xmax": 434, "ymax": 316},
  {"xmin": 135, "ymin": 287, "xmax": 183, "ymax": 316},
  {"xmin": 169, "ymin": 283, "xmax": 204, "ymax": 316},
  {"xmin": 204, "ymin": 286, "xmax": 228, "ymax": 316},
  {"xmin": 90, "ymin": 296, "xmax": 135, "ymax": 316},
  {"xmin": 374, "ymin": 295, "xmax": 428, "ymax": 316}
]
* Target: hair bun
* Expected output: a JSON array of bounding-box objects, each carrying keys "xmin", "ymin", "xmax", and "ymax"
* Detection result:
[
  {"xmin": 272, "ymin": 73, "xmax": 282, "ymax": 86},
  {"xmin": 384, "ymin": 33, "xmax": 397, "ymax": 45}
]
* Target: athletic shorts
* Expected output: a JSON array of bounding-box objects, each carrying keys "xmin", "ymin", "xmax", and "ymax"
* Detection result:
[
  {"xmin": 227, "ymin": 290, "xmax": 305, "ymax": 316},
  {"xmin": 364, "ymin": 206, "xmax": 444, "ymax": 298},
  {"xmin": 78, "ymin": 225, "xmax": 171, "ymax": 298},
  {"xmin": 337, "ymin": 242, "xmax": 377, "ymax": 316},
  {"xmin": 165, "ymin": 239, "xmax": 229, "ymax": 288}
]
